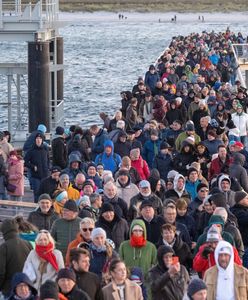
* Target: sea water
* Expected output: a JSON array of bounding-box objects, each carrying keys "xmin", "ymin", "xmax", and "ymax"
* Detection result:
[{"xmin": 0, "ymin": 12, "xmax": 247, "ymax": 131}]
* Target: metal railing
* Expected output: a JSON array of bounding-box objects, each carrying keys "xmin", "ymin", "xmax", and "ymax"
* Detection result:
[
  {"xmin": 0, "ymin": 0, "xmax": 59, "ymax": 30},
  {"xmin": 231, "ymin": 43, "xmax": 248, "ymax": 88}
]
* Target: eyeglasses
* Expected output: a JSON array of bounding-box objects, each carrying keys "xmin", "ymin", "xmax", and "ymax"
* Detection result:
[
  {"xmin": 81, "ymin": 228, "xmax": 94, "ymax": 232},
  {"xmin": 132, "ymin": 229, "xmax": 144, "ymax": 233},
  {"xmin": 200, "ymin": 189, "xmax": 209, "ymax": 192}
]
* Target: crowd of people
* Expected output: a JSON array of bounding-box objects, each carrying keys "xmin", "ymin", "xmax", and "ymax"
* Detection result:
[{"xmin": 1, "ymin": 29, "xmax": 248, "ymax": 299}]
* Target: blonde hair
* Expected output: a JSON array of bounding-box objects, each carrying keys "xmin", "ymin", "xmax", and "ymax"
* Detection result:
[
  {"xmin": 80, "ymin": 218, "xmax": 95, "ymax": 228},
  {"xmin": 35, "ymin": 231, "xmax": 55, "ymax": 247}
]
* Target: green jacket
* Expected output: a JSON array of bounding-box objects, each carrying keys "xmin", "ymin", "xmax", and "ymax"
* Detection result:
[
  {"xmin": 119, "ymin": 219, "xmax": 157, "ymax": 277},
  {"xmin": 175, "ymin": 131, "xmax": 201, "ymax": 151},
  {"xmin": 51, "ymin": 217, "xmax": 81, "ymax": 258}
]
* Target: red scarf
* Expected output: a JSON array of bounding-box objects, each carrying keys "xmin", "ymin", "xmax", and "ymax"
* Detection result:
[
  {"xmin": 130, "ymin": 235, "xmax": 146, "ymax": 248},
  {"xmin": 35, "ymin": 242, "xmax": 59, "ymax": 271}
]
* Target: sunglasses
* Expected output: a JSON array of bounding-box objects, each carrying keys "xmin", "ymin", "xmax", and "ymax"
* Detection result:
[
  {"xmin": 200, "ymin": 189, "xmax": 209, "ymax": 192},
  {"xmin": 81, "ymin": 228, "xmax": 94, "ymax": 232}
]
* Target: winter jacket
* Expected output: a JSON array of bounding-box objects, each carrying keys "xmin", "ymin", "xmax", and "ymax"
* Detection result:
[
  {"xmin": 185, "ymin": 179, "xmax": 201, "ymax": 201},
  {"xmin": 52, "ymin": 136, "xmax": 67, "ymax": 169},
  {"xmin": 23, "ymin": 248, "xmax": 64, "ymax": 290},
  {"xmin": 24, "ymin": 144, "xmax": 50, "ymax": 179},
  {"xmin": 74, "ymin": 269, "xmax": 104, "ymax": 300},
  {"xmin": 229, "ymin": 152, "xmax": 248, "ymax": 193},
  {"xmin": 0, "ymin": 220, "xmax": 33, "ymax": 296},
  {"xmin": 27, "ymin": 207, "xmax": 59, "ymax": 231},
  {"xmin": 92, "ymin": 129, "xmax": 109, "ymax": 160},
  {"xmin": 102, "ymin": 194, "xmax": 128, "ymax": 220},
  {"xmin": 156, "ymin": 234, "xmax": 193, "ymax": 269},
  {"xmin": 148, "ymin": 246, "xmax": 190, "ymax": 300},
  {"xmin": 208, "ymin": 155, "xmax": 231, "ymax": 181},
  {"xmin": 144, "ymin": 71, "xmax": 160, "ymax": 93},
  {"xmin": 142, "ymin": 139, "xmax": 161, "ymax": 169},
  {"xmin": 137, "ymin": 215, "xmax": 165, "ymax": 245},
  {"xmin": 231, "ymin": 111, "xmax": 248, "ymax": 136},
  {"xmin": 176, "ymin": 213, "xmax": 196, "ymax": 241},
  {"xmin": 231, "ymin": 203, "xmax": 248, "ymax": 246},
  {"xmin": 128, "ymin": 192, "xmax": 163, "ymax": 221},
  {"xmin": 217, "ymin": 174, "xmax": 236, "ymax": 207},
  {"xmin": 116, "ymin": 177, "xmax": 139, "ymax": 208},
  {"xmin": 95, "ymin": 140, "xmax": 122, "ymax": 174},
  {"xmin": 119, "ymin": 219, "xmax": 157, "ymax": 278},
  {"xmin": 131, "ymin": 156, "xmax": 150, "ymax": 180},
  {"xmin": 175, "ymin": 132, "xmax": 201, "ymax": 152},
  {"xmin": 204, "ymin": 263, "xmax": 248, "ymax": 300},
  {"xmin": 59, "ymin": 284, "xmax": 90, "ymax": 300},
  {"xmin": 96, "ymin": 214, "xmax": 129, "ymax": 250},
  {"xmin": 65, "ymin": 233, "xmax": 89, "ymax": 267},
  {"xmin": 153, "ymin": 152, "xmax": 173, "ymax": 181},
  {"xmin": 8, "ymin": 272, "xmax": 38, "ymax": 300},
  {"xmin": 126, "ymin": 104, "xmax": 139, "ymax": 128},
  {"xmin": 203, "ymin": 139, "xmax": 223, "ymax": 156},
  {"xmin": 114, "ymin": 139, "xmax": 132, "ymax": 158},
  {"xmin": 51, "ymin": 217, "xmax": 82, "ymax": 258},
  {"xmin": 38, "ymin": 176, "xmax": 59, "ymax": 198},
  {"xmin": 7, "ymin": 158, "xmax": 24, "ymax": 196},
  {"xmin": 102, "ymin": 279, "xmax": 143, "ymax": 300}
]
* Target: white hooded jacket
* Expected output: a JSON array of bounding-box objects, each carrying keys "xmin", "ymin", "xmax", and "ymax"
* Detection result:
[{"xmin": 215, "ymin": 240, "xmax": 235, "ymax": 300}]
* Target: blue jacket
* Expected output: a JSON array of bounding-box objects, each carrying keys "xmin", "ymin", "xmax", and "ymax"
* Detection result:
[
  {"xmin": 153, "ymin": 152, "xmax": 173, "ymax": 181},
  {"xmin": 8, "ymin": 273, "xmax": 37, "ymax": 300},
  {"xmin": 142, "ymin": 139, "xmax": 161, "ymax": 169},
  {"xmin": 145, "ymin": 71, "xmax": 160, "ymax": 93},
  {"xmin": 95, "ymin": 140, "xmax": 122, "ymax": 174},
  {"xmin": 185, "ymin": 179, "xmax": 201, "ymax": 201},
  {"xmin": 92, "ymin": 129, "xmax": 108, "ymax": 160}
]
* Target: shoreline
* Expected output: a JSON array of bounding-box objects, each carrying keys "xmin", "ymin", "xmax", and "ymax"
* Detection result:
[{"xmin": 59, "ymin": 11, "xmax": 248, "ymax": 23}]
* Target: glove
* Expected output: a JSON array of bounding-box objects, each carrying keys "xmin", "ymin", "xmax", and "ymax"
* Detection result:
[{"xmin": 201, "ymin": 246, "xmax": 213, "ymax": 259}]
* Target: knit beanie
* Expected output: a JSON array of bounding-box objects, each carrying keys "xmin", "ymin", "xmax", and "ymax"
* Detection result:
[
  {"xmin": 63, "ymin": 199, "xmax": 78, "ymax": 212},
  {"xmin": 197, "ymin": 183, "xmax": 209, "ymax": 193},
  {"xmin": 38, "ymin": 193, "xmax": 52, "ymax": 202},
  {"xmin": 57, "ymin": 268, "xmax": 76, "ymax": 282},
  {"xmin": 40, "ymin": 280, "xmax": 59, "ymax": 300},
  {"xmin": 207, "ymin": 225, "xmax": 220, "ymax": 242},
  {"xmin": 187, "ymin": 278, "xmax": 207, "ymax": 298},
  {"xmin": 37, "ymin": 124, "xmax": 47, "ymax": 133},
  {"xmin": 55, "ymin": 126, "xmax": 64, "ymax": 135},
  {"xmin": 55, "ymin": 190, "xmax": 68, "ymax": 203},
  {"xmin": 235, "ymin": 191, "xmax": 248, "ymax": 204},
  {"xmin": 91, "ymin": 227, "xmax": 106, "ymax": 240},
  {"xmin": 101, "ymin": 202, "xmax": 115, "ymax": 214}
]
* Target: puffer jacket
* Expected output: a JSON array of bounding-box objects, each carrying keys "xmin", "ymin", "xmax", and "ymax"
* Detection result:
[
  {"xmin": 27, "ymin": 207, "xmax": 59, "ymax": 231},
  {"xmin": 229, "ymin": 152, "xmax": 248, "ymax": 193}
]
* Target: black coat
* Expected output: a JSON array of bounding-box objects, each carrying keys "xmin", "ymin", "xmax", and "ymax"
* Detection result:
[
  {"xmin": 231, "ymin": 203, "xmax": 248, "ymax": 246},
  {"xmin": 24, "ymin": 144, "xmax": 50, "ymax": 179},
  {"xmin": 38, "ymin": 176, "xmax": 59, "ymax": 198},
  {"xmin": 61, "ymin": 284, "xmax": 90, "ymax": 300},
  {"xmin": 96, "ymin": 214, "xmax": 129, "ymax": 250},
  {"xmin": 0, "ymin": 221, "xmax": 33, "ymax": 296},
  {"xmin": 52, "ymin": 136, "xmax": 67, "ymax": 169},
  {"xmin": 148, "ymin": 246, "xmax": 189, "ymax": 300},
  {"xmin": 156, "ymin": 234, "xmax": 193, "ymax": 269},
  {"xmin": 74, "ymin": 270, "xmax": 103, "ymax": 300},
  {"xmin": 137, "ymin": 215, "xmax": 165, "ymax": 245},
  {"xmin": 153, "ymin": 153, "xmax": 173, "ymax": 181}
]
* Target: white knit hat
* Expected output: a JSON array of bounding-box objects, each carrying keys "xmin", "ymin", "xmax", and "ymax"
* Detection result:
[{"xmin": 91, "ymin": 227, "xmax": 106, "ymax": 240}]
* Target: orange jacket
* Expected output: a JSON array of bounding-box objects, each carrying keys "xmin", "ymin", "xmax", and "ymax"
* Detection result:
[{"xmin": 65, "ymin": 232, "xmax": 85, "ymax": 267}]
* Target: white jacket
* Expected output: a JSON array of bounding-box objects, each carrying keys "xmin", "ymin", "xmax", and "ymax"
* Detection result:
[
  {"xmin": 231, "ymin": 112, "xmax": 248, "ymax": 136},
  {"xmin": 23, "ymin": 249, "xmax": 64, "ymax": 290}
]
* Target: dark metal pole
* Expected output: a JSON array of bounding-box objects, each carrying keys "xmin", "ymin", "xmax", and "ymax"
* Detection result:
[{"xmin": 28, "ymin": 41, "xmax": 50, "ymax": 133}]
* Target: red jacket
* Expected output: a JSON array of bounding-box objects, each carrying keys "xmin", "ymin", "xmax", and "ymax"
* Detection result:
[
  {"xmin": 208, "ymin": 156, "xmax": 231, "ymax": 181},
  {"xmin": 131, "ymin": 156, "xmax": 150, "ymax": 180},
  {"xmin": 193, "ymin": 243, "xmax": 242, "ymax": 277}
]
